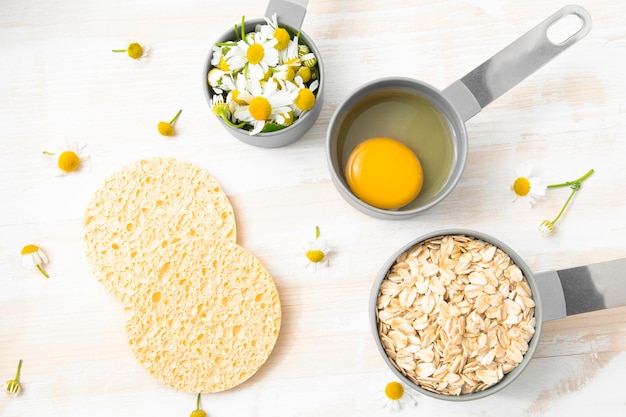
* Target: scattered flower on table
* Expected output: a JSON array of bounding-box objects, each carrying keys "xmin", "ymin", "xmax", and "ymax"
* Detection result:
[
  {"xmin": 158, "ymin": 109, "xmax": 183, "ymax": 136},
  {"xmin": 112, "ymin": 42, "xmax": 149, "ymax": 60},
  {"xmin": 538, "ymin": 219, "xmax": 555, "ymax": 236},
  {"xmin": 510, "ymin": 165, "xmax": 546, "ymax": 208},
  {"xmin": 21, "ymin": 244, "xmax": 49, "ymax": 278},
  {"xmin": 189, "ymin": 393, "xmax": 206, "ymax": 417},
  {"xmin": 304, "ymin": 226, "xmax": 330, "ymax": 271},
  {"xmin": 207, "ymin": 14, "xmax": 320, "ymax": 135},
  {"xmin": 380, "ymin": 380, "xmax": 418, "ymax": 411},
  {"xmin": 42, "ymin": 142, "xmax": 89, "ymax": 175},
  {"xmin": 4, "ymin": 359, "xmax": 23, "ymax": 397},
  {"xmin": 538, "ymin": 168, "xmax": 594, "ymax": 236}
]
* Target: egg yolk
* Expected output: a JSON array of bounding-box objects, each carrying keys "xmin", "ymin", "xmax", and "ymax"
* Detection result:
[{"xmin": 345, "ymin": 137, "xmax": 423, "ymax": 210}]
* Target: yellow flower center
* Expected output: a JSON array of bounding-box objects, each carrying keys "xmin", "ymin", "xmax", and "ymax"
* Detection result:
[
  {"xmin": 297, "ymin": 66, "xmax": 311, "ymax": 83},
  {"xmin": 158, "ymin": 121, "xmax": 174, "ymax": 136},
  {"xmin": 384, "ymin": 381, "xmax": 404, "ymax": 401},
  {"xmin": 247, "ymin": 43, "xmax": 265, "ymax": 65},
  {"xmin": 294, "ymin": 88, "xmax": 315, "ymax": 111},
  {"xmin": 219, "ymin": 56, "xmax": 230, "ymax": 72},
  {"xmin": 280, "ymin": 110, "xmax": 294, "ymax": 126},
  {"xmin": 21, "ymin": 244, "xmax": 40, "ymax": 255},
  {"xmin": 58, "ymin": 151, "xmax": 80, "ymax": 172},
  {"xmin": 127, "ymin": 42, "xmax": 144, "ymax": 59},
  {"xmin": 274, "ymin": 28, "xmax": 290, "ymax": 50},
  {"xmin": 232, "ymin": 90, "xmax": 247, "ymax": 105},
  {"xmin": 513, "ymin": 177, "xmax": 531, "ymax": 197},
  {"xmin": 249, "ymin": 96, "xmax": 272, "ymax": 121},
  {"xmin": 306, "ymin": 249, "xmax": 325, "ymax": 263}
]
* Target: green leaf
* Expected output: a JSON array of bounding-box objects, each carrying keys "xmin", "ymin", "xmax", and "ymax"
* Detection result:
[{"xmin": 262, "ymin": 123, "xmax": 287, "ymax": 133}]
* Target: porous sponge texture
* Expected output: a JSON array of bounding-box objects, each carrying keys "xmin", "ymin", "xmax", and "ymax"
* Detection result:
[
  {"xmin": 83, "ymin": 157, "xmax": 281, "ymax": 393},
  {"xmin": 83, "ymin": 157, "xmax": 237, "ymax": 303},
  {"xmin": 124, "ymin": 237, "xmax": 280, "ymax": 393}
]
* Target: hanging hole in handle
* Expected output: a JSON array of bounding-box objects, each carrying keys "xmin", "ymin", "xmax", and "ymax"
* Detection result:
[{"xmin": 546, "ymin": 13, "xmax": 585, "ymax": 45}]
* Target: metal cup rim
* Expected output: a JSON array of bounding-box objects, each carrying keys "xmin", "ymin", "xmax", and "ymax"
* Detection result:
[
  {"xmin": 202, "ymin": 17, "xmax": 324, "ymax": 148},
  {"xmin": 325, "ymin": 77, "xmax": 468, "ymax": 219},
  {"xmin": 369, "ymin": 229, "xmax": 544, "ymax": 401}
]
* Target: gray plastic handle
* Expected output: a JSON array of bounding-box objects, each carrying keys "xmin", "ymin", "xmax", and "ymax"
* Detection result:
[
  {"xmin": 535, "ymin": 258, "xmax": 626, "ymax": 322},
  {"xmin": 534, "ymin": 270, "xmax": 568, "ymax": 321},
  {"xmin": 443, "ymin": 4, "xmax": 592, "ymax": 122},
  {"xmin": 265, "ymin": 0, "xmax": 309, "ymax": 31}
]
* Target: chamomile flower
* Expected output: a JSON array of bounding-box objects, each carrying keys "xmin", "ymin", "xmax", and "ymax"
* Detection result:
[
  {"xmin": 208, "ymin": 15, "xmax": 320, "ymax": 135},
  {"xmin": 538, "ymin": 168, "xmax": 594, "ymax": 237},
  {"xmin": 298, "ymin": 43, "xmax": 317, "ymax": 68},
  {"xmin": 380, "ymin": 380, "xmax": 418, "ymax": 411},
  {"xmin": 207, "ymin": 68, "xmax": 235, "ymax": 95},
  {"xmin": 210, "ymin": 45, "xmax": 234, "ymax": 73},
  {"xmin": 4, "ymin": 360, "xmax": 23, "ymax": 398},
  {"xmin": 511, "ymin": 165, "xmax": 546, "ymax": 208},
  {"xmin": 189, "ymin": 393, "xmax": 206, "ymax": 417},
  {"xmin": 232, "ymin": 32, "xmax": 279, "ymax": 81},
  {"xmin": 212, "ymin": 95, "xmax": 244, "ymax": 129},
  {"xmin": 289, "ymin": 76, "xmax": 319, "ymax": 116},
  {"xmin": 226, "ymin": 73, "xmax": 253, "ymax": 107},
  {"xmin": 43, "ymin": 142, "xmax": 89, "ymax": 176},
  {"xmin": 112, "ymin": 42, "xmax": 149, "ymax": 60},
  {"xmin": 304, "ymin": 226, "xmax": 330, "ymax": 271},
  {"xmin": 233, "ymin": 78, "xmax": 293, "ymax": 135},
  {"xmin": 262, "ymin": 13, "xmax": 291, "ymax": 51},
  {"xmin": 539, "ymin": 219, "xmax": 555, "ymax": 236},
  {"xmin": 21, "ymin": 244, "xmax": 49, "ymax": 278},
  {"xmin": 157, "ymin": 109, "xmax": 183, "ymax": 137}
]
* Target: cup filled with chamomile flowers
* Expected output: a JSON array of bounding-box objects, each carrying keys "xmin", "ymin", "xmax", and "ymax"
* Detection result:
[{"xmin": 203, "ymin": 0, "xmax": 324, "ymax": 148}]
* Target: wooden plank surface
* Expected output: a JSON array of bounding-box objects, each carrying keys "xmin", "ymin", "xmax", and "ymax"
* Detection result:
[{"xmin": 1, "ymin": 0, "xmax": 625, "ymax": 415}]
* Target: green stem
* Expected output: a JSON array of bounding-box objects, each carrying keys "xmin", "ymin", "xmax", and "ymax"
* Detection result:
[
  {"xmin": 37, "ymin": 264, "xmax": 49, "ymax": 278},
  {"xmin": 240, "ymin": 15, "xmax": 245, "ymax": 41},
  {"xmin": 220, "ymin": 115, "xmax": 245, "ymax": 128},
  {"xmin": 215, "ymin": 41, "xmax": 237, "ymax": 47},
  {"xmin": 42, "ymin": 151, "xmax": 55, "ymax": 156},
  {"xmin": 547, "ymin": 168, "xmax": 594, "ymax": 189},
  {"xmin": 550, "ymin": 187, "xmax": 578, "ymax": 225},
  {"xmin": 315, "ymin": 226, "xmax": 320, "ymax": 240},
  {"xmin": 112, "ymin": 49, "xmax": 127, "ymax": 52},
  {"xmin": 15, "ymin": 359, "xmax": 22, "ymax": 381},
  {"xmin": 196, "ymin": 393, "xmax": 201, "ymax": 411},
  {"xmin": 169, "ymin": 109, "xmax": 182, "ymax": 125}
]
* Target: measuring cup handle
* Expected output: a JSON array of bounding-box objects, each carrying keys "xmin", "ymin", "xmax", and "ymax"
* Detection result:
[
  {"xmin": 534, "ymin": 270, "xmax": 567, "ymax": 321},
  {"xmin": 265, "ymin": 0, "xmax": 309, "ymax": 31},
  {"xmin": 535, "ymin": 257, "xmax": 626, "ymax": 322},
  {"xmin": 442, "ymin": 4, "xmax": 592, "ymax": 122}
]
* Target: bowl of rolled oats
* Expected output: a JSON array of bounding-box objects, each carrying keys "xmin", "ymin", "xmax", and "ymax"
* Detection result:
[{"xmin": 370, "ymin": 230, "xmax": 543, "ymax": 400}]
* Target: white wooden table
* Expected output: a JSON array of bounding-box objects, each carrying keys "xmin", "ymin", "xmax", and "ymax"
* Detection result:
[{"xmin": 2, "ymin": 0, "xmax": 626, "ymax": 415}]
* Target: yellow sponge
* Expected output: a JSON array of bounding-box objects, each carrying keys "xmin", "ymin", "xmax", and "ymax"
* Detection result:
[{"xmin": 83, "ymin": 157, "xmax": 281, "ymax": 393}]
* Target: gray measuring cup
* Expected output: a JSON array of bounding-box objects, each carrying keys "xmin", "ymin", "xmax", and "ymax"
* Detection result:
[
  {"xmin": 203, "ymin": 0, "xmax": 324, "ymax": 148},
  {"xmin": 327, "ymin": 5, "xmax": 591, "ymax": 219},
  {"xmin": 370, "ymin": 229, "xmax": 626, "ymax": 401}
]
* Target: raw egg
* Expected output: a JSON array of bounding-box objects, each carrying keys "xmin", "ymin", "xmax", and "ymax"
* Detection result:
[{"xmin": 345, "ymin": 137, "xmax": 423, "ymax": 210}]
